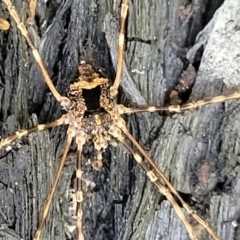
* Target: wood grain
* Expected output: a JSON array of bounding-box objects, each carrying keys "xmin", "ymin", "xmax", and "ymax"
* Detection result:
[{"xmin": 1, "ymin": 0, "xmax": 239, "ymax": 240}]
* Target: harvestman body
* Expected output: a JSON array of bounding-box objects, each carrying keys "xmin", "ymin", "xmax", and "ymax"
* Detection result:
[{"xmin": 2, "ymin": 0, "xmax": 240, "ymax": 239}]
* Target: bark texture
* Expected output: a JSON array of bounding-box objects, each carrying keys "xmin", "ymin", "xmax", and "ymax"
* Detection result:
[{"xmin": 0, "ymin": 0, "xmax": 240, "ymax": 240}]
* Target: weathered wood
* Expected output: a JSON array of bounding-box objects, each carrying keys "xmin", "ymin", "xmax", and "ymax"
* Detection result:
[{"xmin": 0, "ymin": 0, "xmax": 239, "ymax": 240}]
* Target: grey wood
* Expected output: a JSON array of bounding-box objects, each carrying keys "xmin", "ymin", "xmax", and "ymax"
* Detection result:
[{"xmin": 0, "ymin": 0, "xmax": 239, "ymax": 240}]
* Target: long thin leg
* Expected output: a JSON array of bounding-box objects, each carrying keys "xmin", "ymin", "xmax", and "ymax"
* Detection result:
[
  {"xmin": 110, "ymin": 0, "xmax": 129, "ymax": 98},
  {"xmin": 76, "ymin": 148, "xmax": 84, "ymax": 240},
  {"xmin": 3, "ymin": 0, "xmax": 71, "ymax": 108},
  {"xmin": 109, "ymin": 123, "xmax": 197, "ymax": 239},
  {"xmin": 0, "ymin": 115, "xmax": 66, "ymax": 149},
  {"xmin": 108, "ymin": 119, "xmax": 219, "ymax": 240},
  {"xmin": 28, "ymin": 0, "xmax": 37, "ymax": 21},
  {"xmin": 34, "ymin": 127, "xmax": 74, "ymax": 240},
  {"xmin": 121, "ymin": 127, "xmax": 219, "ymax": 240},
  {"xmin": 75, "ymin": 130, "xmax": 87, "ymax": 240},
  {"xmin": 121, "ymin": 139, "xmax": 197, "ymax": 240},
  {"xmin": 119, "ymin": 91, "xmax": 240, "ymax": 114}
]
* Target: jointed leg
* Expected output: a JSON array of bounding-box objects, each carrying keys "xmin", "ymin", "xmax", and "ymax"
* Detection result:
[
  {"xmin": 75, "ymin": 130, "xmax": 88, "ymax": 240},
  {"xmin": 28, "ymin": 0, "xmax": 37, "ymax": 24},
  {"xmin": 108, "ymin": 118, "xmax": 219, "ymax": 240},
  {"xmin": 119, "ymin": 91, "xmax": 240, "ymax": 114},
  {"xmin": 121, "ymin": 139, "xmax": 197, "ymax": 240},
  {"xmin": 34, "ymin": 127, "xmax": 74, "ymax": 240},
  {"xmin": 109, "ymin": 123, "xmax": 197, "ymax": 239},
  {"xmin": 122, "ymin": 127, "xmax": 219, "ymax": 240},
  {"xmin": 76, "ymin": 148, "xmax": 84, "ymax": 240},
  {"xmin": 3, "ymin": 0, "xmax": 71, "ymax": 108},
  {"xmin": 0, "ymin": 115, "xmax": 66, "ymax": 149},
  {"xmin": 110, "ymin": 0, "xmax": 129, "ymax": 98}
]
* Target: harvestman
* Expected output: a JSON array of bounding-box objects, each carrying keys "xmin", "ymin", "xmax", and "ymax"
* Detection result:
[{"xmin": 2, "ymin": 0, "xmax": 240, "ymax": 239}]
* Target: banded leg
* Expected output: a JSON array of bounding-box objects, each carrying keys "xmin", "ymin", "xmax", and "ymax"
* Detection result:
[
  {"xmin": 0, "ymin": 115, "xmax": 66, "ymax": 149},
  {"xmin": 110, "ymin": 0, "xmax": 129, "ymax": 98},
  {"xmin": 108, "ymin": 118, "xmax": 219, "ymax": 240},
  {"xmin": 3, "ymin": 0, "xmax": 71, "ymax": 108},
  {"xmin": 75, "ymin": 130, "xmax": 88, "ymax": 240},
  {"xmin": 118, "ymin": 90, "xmax": 240, "ymax": 114},
  {"xmin": 109, "ymin": 123, "xmax": 197, "ymax": 239},
  {"xmin": 122, "ymin": 139, "xmax": 197, "ymax": 240},
  {"xmin": 121, "ymin": 127, "xmax": 219, "ymax": 240},
  {"xmin": 34, "ymin": 127, "xmax": 74, "ymax": 240}
]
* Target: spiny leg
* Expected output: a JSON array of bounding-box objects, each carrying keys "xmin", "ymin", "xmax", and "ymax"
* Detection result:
[
  {"xmin": 0, "ymin": 115, "xmax": 66, "ymax": 149},
  {"xmin": 3, "ymin": 0, "xmax": 71, "ymax": 108},
  {"xmin": 110, "ymin": 0, "xmax": 129, "ymax": 98},
  {"xmin": 34, "ymin": 127, "xmax": 74, "ymax": 240},
  {"xmin": 119, "ymin": 91, "xmax": 240, "ymax": 114}
]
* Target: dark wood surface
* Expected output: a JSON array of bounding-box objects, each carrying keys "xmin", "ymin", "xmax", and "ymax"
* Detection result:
[{"xmin": 0, "ymin": 0, "xmax": 240, "ymax": 240}]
